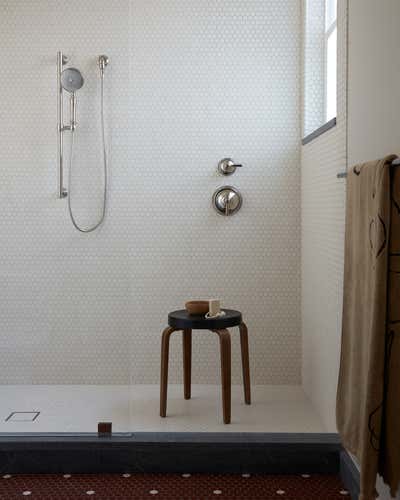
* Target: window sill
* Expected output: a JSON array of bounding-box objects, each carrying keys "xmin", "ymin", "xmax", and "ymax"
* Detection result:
[{"xmin": 301, "ymin": 117, "xmax": 337, "ymax": 145}]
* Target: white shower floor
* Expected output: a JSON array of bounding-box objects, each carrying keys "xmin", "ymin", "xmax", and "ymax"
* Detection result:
[{"xmin": 0, "ymin": 385, "xmax": 325, "ymax": 434}]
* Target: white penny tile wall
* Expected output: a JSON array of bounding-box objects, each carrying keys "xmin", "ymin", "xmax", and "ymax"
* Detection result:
[
  {"xmin": 301, "ymin": 0, "xmax": 348, "ymax": 430},
  {"xmin": 0, "ymin": 0, "xmax": 132, "ymax": 384},
  {"xmin": 0, "ymin": 0, "xmax": 301, "ymax": 385}
]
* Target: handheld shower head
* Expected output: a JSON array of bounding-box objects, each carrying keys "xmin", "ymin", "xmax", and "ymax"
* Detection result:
[
  {"xmin": 61, "ymin": 67, "xmax": 83, "ymax": 131},
  {"xmin": 61, "ymin": 67, "xmax": 84, "ymax": 93}
]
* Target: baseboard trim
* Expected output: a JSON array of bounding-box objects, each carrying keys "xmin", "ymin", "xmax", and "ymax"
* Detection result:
[
  {"xmin": 0, "ymin": 432, "xmax": 342, "ymax": 475},
  {"xmin": 339, "ymin": 450, "xmax": 360, "ymax": 500}
]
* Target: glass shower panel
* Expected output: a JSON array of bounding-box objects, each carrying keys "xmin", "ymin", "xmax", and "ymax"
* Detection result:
[
  {"xmin": 0, "ymin": 244, "xmax": 132, "ymax": 435},
  {"xmin": 0, "ymin": 0, "xmax": 132, "ymax": 436}
]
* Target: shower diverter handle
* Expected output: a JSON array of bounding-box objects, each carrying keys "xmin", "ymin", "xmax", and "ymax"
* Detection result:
[{"xmin": 217, "ymin": 158, "xmax": 243, "ymax": 176}]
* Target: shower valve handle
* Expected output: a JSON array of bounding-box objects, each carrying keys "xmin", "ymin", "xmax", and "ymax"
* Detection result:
[{"xmin": 217, "ymin": 158, "xmax": 243, "ymax": 176}]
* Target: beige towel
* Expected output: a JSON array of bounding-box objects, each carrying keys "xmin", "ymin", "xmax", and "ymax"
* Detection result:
[{"xmin": 337, "ymin": 155, "xmax": 400, "ymax": 500}]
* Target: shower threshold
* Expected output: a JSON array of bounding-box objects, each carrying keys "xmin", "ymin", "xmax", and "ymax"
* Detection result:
[{"xmin": 0, "ymin": 385, "xmax": 342, "ymax": 476}]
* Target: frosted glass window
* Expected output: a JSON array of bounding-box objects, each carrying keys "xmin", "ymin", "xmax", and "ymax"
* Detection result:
[
  {"xmin": 325, "ymin": 26, "xmax": 337, "ymax": 121},
  {"xmin": 303, "ymin": 0, "xmax": 338, "ymax": 138},
  {"xmin": 325, "ymin": 0, "xmax": 337, "ymax": 122},
  {"xmin": 325, "ymin": 0, "xmax": 337, "ymax": 30}
]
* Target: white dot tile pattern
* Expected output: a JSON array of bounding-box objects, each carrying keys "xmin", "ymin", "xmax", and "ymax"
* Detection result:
[
  {"xmin": 301, "ymin": 0, "xmax": 348, "ymax": 431},
  {"xmin": 0, "ymin": 0, "xmax": 301, "ymax": 386}
]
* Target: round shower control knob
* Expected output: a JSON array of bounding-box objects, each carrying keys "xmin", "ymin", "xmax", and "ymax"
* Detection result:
[{"xmin": 212, "ymin": 186, "xmax": 242, "ymax": 216}]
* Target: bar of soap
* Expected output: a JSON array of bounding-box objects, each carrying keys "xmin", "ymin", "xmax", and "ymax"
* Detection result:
[{"xmin": 209, "ymin": 299, "xmax": 221, "ymax": 317}]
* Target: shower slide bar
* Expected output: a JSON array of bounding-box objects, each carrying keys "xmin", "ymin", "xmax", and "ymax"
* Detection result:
[
  {"xmin": 57, "ymin": 51, "xmax": 69, "ymax": 198},
  {"xmin": 337, "ymin": 158, "xmax": 400, "ymax": 178}
]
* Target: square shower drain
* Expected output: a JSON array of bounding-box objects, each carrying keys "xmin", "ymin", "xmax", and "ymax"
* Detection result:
[{"xmin": 5, "ymin": 412, "xmax": 40, "ymax": 422}]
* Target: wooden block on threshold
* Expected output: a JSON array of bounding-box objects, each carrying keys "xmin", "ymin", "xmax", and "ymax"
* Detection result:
[{"xmin": 98, "ymin": 422, "xmax": 112, "ymax": 436}]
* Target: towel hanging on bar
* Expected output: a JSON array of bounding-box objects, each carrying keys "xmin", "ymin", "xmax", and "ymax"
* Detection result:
[
  {"xmin": 336, "ymin": 154, "xmax": 400, "ymax": 500},
  {"xmin": 337, "ymin": 158, "xmax": 400, "ymax": 178}
]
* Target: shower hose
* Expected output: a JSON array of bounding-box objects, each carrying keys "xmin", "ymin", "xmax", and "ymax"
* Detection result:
[{"xmin": 68, "ymin": 73, "xmax": 107, "ymax": 233}]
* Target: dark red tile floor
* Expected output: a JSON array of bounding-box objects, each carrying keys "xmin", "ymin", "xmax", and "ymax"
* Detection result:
[{"xmin": 0, "ymin": 472, "xmax": 350, "ymax": 499}]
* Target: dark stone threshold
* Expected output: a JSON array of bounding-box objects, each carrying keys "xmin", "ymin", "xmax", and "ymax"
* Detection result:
[
  {"xmin": 302, "ymin": 117, "xmax": 337, "ymax": 145},
  {"xmin": 0, "ymin": 432, "xmax": 342, "ymax": 475}
]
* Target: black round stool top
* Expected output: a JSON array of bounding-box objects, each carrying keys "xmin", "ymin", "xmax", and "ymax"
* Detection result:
[{"xmin": 168, "ymin": 309, "xmax": 242, "ymax": 330}]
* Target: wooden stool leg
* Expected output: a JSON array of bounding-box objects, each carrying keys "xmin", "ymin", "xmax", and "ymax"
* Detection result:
[
  {"xmin": 160, "ymin": 327, "xmax": 177, "ymax": 417},
  {"xmin": 182, "ymin": 329, "xmax": 192, "ymax": 399},
  {"xmin": 239, "ymin": 322, "xmax": 251, "ymax": 405},
  {"xmin": 213, "ymin": 329, "xmax": 231, "ymax": 424}
]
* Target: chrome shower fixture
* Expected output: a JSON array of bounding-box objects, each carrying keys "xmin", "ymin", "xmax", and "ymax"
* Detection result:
[
  {"xmin": 98, "ymin": 55, "xmax": 109, "ymax": 75},
  {"xmin": 60, "ymin": 67, "xmax": 84, "ymax": 134},
  {"xmin": 57, "ymin": 51, "xmax": 69, "ymax": 198},
  {"xmin": 56, "ymin": 51, "xmax": 110, "ymax": 233},
  {"xmin": 56, "ymin": 51, "xmax": 109, "ymax": 199},
  {"xmin": 57, "ymin": 53, "xmax": 85, "ymax": 197},
  {"xmin": 61, "ymin": 67, "xmax": 84, "ymax": 93}
]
